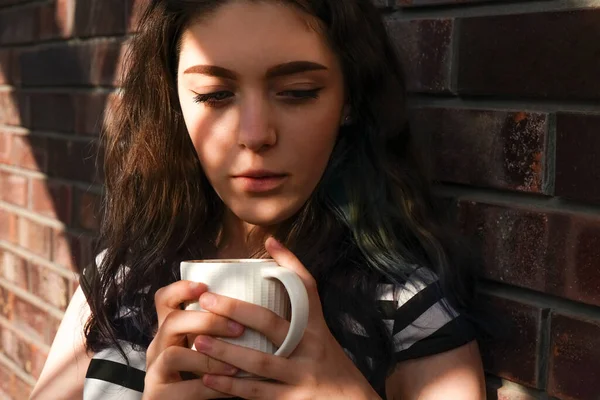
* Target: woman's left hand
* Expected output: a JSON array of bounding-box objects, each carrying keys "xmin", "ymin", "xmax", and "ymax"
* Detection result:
[{"xmin": 193, "ymin": 237, "xmax": 381, "ymax": 400}]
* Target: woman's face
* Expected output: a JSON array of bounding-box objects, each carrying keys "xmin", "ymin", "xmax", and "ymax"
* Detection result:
[{"xmin": 177, "ymin": 1, "xmax": 345, "ymax": 226}]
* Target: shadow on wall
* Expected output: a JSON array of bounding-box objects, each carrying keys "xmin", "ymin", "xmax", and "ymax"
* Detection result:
[{"xmin": 0, "ymin": 0, "xmax": 141, "ymax": 397}]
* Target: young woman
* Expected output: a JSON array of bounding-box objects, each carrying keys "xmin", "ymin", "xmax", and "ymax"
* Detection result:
[{"xmin": 31, "ymin": 0, "xmax": 486, "ymax": 399}]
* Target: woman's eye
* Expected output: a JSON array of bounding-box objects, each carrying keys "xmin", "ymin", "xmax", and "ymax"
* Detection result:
[
  {"xmin": 193, "ymin": 91, "xmax": 234, "ymax": 107},
  {"xmin": 278, "ymin": 88, "xmax": 323, "ymax": 101}
]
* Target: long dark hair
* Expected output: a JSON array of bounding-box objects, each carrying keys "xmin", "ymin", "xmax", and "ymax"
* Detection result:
[{"xmin": 81, "ymin": 0, "xmax": 479, "ymax": 395}]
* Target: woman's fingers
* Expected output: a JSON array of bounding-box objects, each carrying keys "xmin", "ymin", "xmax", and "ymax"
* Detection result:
[
  {"xmin": 199, "ymin": 292, "xmax": 289, "ymax": 348},
  {"xmin": 146, "ymin": 346, "xmax": 238, "ymax": 384},
  {"xmin": 155, "ymin": 281, "xmax": 208, "ymax": 327},
  {"xmin": 153, "ymin": 309, "xmax": 245, "ymax": 349},
  {"xmin": 145, "ymin": 377, "xmax": 234, "ymax": 400},
  {"xmin": 194, "ymin": 336, "xmax": 299, "ymax": 384}
]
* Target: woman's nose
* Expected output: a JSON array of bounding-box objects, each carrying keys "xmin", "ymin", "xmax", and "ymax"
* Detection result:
[{"xmin": 236, "ymin": 96, "xmax": 277, "ymax": 152}]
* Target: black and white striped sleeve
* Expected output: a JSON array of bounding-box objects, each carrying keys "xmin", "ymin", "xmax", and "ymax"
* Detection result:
[
  {"xmin": 84, "ymin": 341, "xmax": 146, "ymax": 400},
  {"xmin": 377, "ymin": 268, "xmax": 475, "ymax": 362}
]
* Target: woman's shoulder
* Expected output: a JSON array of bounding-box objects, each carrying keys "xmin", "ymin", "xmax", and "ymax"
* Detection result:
[{"xmin": 376, "ymin": 267, "xmax": 475, "ymax": 363}]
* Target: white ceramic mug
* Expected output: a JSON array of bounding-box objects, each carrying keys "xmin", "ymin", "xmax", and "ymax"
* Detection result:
[{"xmin": 180, "ymin": 259, "xmax": 309, "ymax": 360}]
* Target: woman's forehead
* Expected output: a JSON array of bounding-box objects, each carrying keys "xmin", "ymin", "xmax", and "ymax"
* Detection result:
[{"xmin": 177, "ymin": 1, "xmax": 336, "ymax": 75}]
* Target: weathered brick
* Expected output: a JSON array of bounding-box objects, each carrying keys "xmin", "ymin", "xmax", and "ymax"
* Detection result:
[
  {"xmin": 480, "ymin": 295, "xmax": 542, "ymax": 388},
  {"xmin": 458, "ymin": 10, "xmax": 600, "ymax": 99},
  {"xmin": 74, "ymin": 92, "xmax": 109, "ymax": 135},
  {"xmin": 412, "ymin": 108, "xmax": 549, "ymax": 193},
  {"xmin": 0, "ymin": 209, "xmax": 18, "ymax": 244},
  {"xmin": 29, "ymin": 263, "xmax": 69, "ymax": 310},
  {"xmin": 0, "ymin": 49, "xmax": 14, "ymax": 85},
  {"xmin": 0, "ymin": 250, "xmax": 28, "ymax": 291},
  {"xmin": 77, "ymin": 189, "xmax": 101, "ymax": 231},
  {"xmin": 0, "ymin": 285, "xmax": 15, "ymax": 320},
  {"xmin": 17, "ymin": 217, "xmax": 52, "ymax": 259},
  {"xmin": 11, "ymin": 296, "xmax": 60, "ymax": 345},
  {"xmin": 74, "ymin": 0, "xmax": 127, "ymax": 37},
  {"xmin": 548, "ymin": 314, "xmax": 600, "ymax": 400},
  {"xmin": 555, "ymin": 113, "xmax": 600, "ymax": 204},
  {"xmin": 0, "ymin": 130, "xmax": 11, "ymax": 165},
  {"xmin": 0, "ymin": 89, "xmax": 27, "ymax": 126},
  {"xmin": 47, "ymin": 138, "xmax": 98, "ymax": 183},
  {"xmin": 385, "ymin": 17, "xmax": 453, "ymax": 93},
  {"xmin": 37, "ymin": 0, "xmax": 74, "ymax": 40},
  {"xmin": 52, "ymin": 230, "xmax": 79, "ymax": 271},
  {"xmin": 0, "ymin": 6, "xmax": 37, "ymax": 44},
  {"xmin": 30, "ymin": 178, "xmax": 72, "ymax": 224},
  {"xmin": 459, "ymin": 201, "xmax": 600, "ymax": 307},
  {"xmin": 0, "ymin": 171, "xmax": 28, "ymax": 207},
  {"xmin": 27, "ymin": 92, "xmax": 76, "ymax": 133},
  {"xmin": 11, "ymin": 135, "xmax": 47, "ymax": 172}
]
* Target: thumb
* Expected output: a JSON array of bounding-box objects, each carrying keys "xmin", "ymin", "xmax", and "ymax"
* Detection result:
[{"xmin": 265, "ymin": 237, "xmax": 316, "ymax": 291}]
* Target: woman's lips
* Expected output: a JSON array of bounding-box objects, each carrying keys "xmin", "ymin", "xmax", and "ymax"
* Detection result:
[{"xmin": 232, "ymin": 175, "xmax": 288, "ymax": 192}]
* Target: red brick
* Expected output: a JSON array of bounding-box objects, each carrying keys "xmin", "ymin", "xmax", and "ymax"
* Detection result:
[
  {"xmin": 126, "ymin": 0, "xmax": 149, "ymax": 32},
  {"xmin": 0, "ymin": 171, "xmax": 28, "ymax": 207},
  {"xmin": 0, "ymin": 285, "xmax": 15, "ymax": 320},
  {"xmin": 17, "ymin": 217, "xmax": 52, "ymax": 259},
  {"xmin": 74, "ymin": 0, "xmax": 127, "ymax": 37},
  {"xmin": 93, "ymin": 40, "xmax": 127, "ymax": 86},
  {"xmin": 0, "ymin": 249, "xmax": 28, "ymax": 291},
  {"xmin": 0, "ymin": 363, "xmax": 14, "ymax": 397},
  {"xmin": 10, "ymin": 371, "xmax": 33, "ymax": 400},
  {"xmin": 30, "ymin": 178, "xmax": 72, "ymax": 224},
  {"xmin": 37, "ymin": 0, "xmax": 74, "ymax": 40},
  {"xmin": 27, "ymin": 92, "xmax": 76, "ymax": 133},
  {"xmin": 385, "ymin": 17, "xmax": 453, "ymax": 93},
  {"xmin": 548, "ymin": 314, "xmax": 600, "ymax": 400},
  {"xmin": 0, "ymin": 6, "xmax": 37, "ymax": 44},
  {"xmin": 10, "ymin": 135, "xmax": 47, "ymax": 172},
  {"xmin": 460, "ymin": 201, "xmax": 600, "ymax": 307},
  {"xmin": 555, "ymin": 113, "xmax": 600, "ymax": 204},
  {"xmin": 19, "ymin": 42, "xmax": 94, "ymax": 86},
  {"xmin": 413, "ymin": 108, "xmax": 549, "ymax": 193},
  {"xmin": 52, "ymin": 230, "xmax": 79, "ymax": 271},
  {"xmin": 11, "ymin": 296, "xmax": 59, "ymax": 345},
  {"xmin": 0, "ymin": 210, "xmax": 18, "ymax": 244},
  {"xmin": 74, "ymin": 92, "xmax": 109, "ymax": 135},
  {"xmin": 29, "ymin": 263, "xmax": 69, "ymax": 310},
  {"xmin": 0, "ymin": 130, "xmax": 11, "ymax": 165},
  {"xmin": 0, "ymin": 49, "xmax": 14, "ymax": 85},
  {"xmin": 0, "ymin": 89, "xmax": 26, "ymax": 126},
  {"xmin": 480, "ymin": 295, "xmax": 542, "ymax": 388},
  {"xmin": 77, "ymin": 190, "xmax": 101, "ymax": 231},
  {"xmin": 47, "ymin": 138, "xmax": 99, "ymax": 183},
  {"xmin": 458, "ymin": 10, "xmax": 600, "ymax": 99}
]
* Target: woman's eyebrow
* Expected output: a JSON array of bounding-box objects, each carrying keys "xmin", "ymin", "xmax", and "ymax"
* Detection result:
[{"xmin": 183, "ymin": 61, "xmax": 328, "ymax": 80}]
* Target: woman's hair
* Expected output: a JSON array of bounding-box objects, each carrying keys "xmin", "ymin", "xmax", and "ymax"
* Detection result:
[{"xmin": 81, "ymin": 0, "xmax": 479, "ymax": 394}]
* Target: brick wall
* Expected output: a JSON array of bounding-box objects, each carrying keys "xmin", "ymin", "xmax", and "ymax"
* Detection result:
[{"xmin": 0, "ymin": 0, "xmax": 598, "ymax": 399}]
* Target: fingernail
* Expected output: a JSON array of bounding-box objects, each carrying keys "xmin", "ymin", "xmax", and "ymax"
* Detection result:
[
  {"xmin": 189, "ymin": 281, "xmax": 200, "ymax": 290},
  {"xmin": 269, "ymin": 237, "xmax": 282, "ymax": 248},
  {"xmin": 200, "ymin": 293, "xmax": 216, "ymax": 308},
  {"xmin": 195, "ymin": 336, "xmax": 212, "ymax": 352},
  {"xmin": 228, "ymin": 320, "xmax": 244, "ymax": 334},
  {"xmin": 203, "ymin": 374, "xmax": 217, "ymax": 386}
]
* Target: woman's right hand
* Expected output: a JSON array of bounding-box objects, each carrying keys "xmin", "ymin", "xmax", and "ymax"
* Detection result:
[{"xmin": 142, "ymin": 281, "xmax": 245, "ymax": 399}]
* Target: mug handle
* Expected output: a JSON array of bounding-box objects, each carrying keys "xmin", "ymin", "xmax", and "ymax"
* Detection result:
[{"xmin": 261, "ymin": 266, "xmax": 309, "ymax": 357}]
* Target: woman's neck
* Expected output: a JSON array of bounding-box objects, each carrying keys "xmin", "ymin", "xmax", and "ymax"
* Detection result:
[{"xmin": 216, "ymin": 209, "xmax": 275, "ymax": 259}]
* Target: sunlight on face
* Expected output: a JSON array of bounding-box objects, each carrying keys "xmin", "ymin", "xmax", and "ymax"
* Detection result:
[{"xmin": 177, "ymin": 1, "xmax": 345, "ymax": 226}]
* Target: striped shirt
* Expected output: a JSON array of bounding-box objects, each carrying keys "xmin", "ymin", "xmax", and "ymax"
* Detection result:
[{"xmin": 84, "ymin": 265, "xmax": 473, "ymax": 399}]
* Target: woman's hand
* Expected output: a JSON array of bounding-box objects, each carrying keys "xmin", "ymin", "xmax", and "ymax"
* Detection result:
[
  {"xmin": 142, "ymin": 280, "xmax": 246, "ymax": 399},
  {"xmin": 193, "ymin": 237, "xmax": 382, "ymax": 400}
]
